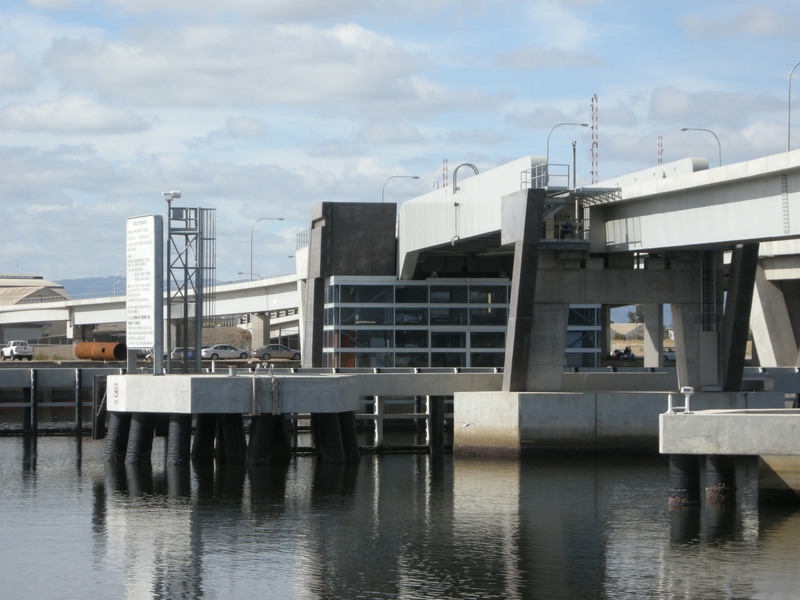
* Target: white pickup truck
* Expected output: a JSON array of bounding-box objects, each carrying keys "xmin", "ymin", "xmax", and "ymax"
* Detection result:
[{"xmin": 2, "ymin": 340, "xmax": 34, "ymax": 361}]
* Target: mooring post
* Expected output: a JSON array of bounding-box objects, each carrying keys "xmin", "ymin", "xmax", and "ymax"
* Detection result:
[
  {"xmin": 706, "ymin": 455, "xmax": 737, "ymax": 501},
  {"xmin": 23, "ymin": 369, "xmax": 37, "ymax": 436},
  {"xmin": 669, "ymin": 454, "xmax": 701, "ymax": 507},
  {"xmin": 74, "ymin": 368, "xmax": 83, "ymax": 437},
  {"xmin": 30, "ymin": 368, "xmax": 38, "ymax": 437},
  {"xmin": 373, "ymin": 396, "xmax": 383, "ymax": 448}
]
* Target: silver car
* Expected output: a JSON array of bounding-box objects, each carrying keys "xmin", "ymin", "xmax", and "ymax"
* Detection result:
[
  {"xmin": 201, "ymin": 344, "xmax": 250, "ymax": 360},
  {"xmin": 253, "ymin": 344, "xmax": 301, "ymax": 361}
]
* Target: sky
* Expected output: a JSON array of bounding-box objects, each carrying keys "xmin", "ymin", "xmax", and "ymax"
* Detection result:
[{"xmin": 1, "ymin": 0, "xmax": 799, "ymax": 284}]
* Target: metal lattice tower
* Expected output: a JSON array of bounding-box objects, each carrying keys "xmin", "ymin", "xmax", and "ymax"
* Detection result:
[
  {"xmin": 591, "ymin": 94, "xmax": 599, "ymax": 184},
  {"xmin": 165, "ymin": 205, "xmax": 216, "ymax": 373},
  {"xmin": 658, "ymin": 135, "xmax": 663, "ymax": 165}
]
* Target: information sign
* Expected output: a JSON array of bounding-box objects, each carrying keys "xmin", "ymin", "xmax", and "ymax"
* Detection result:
[{"xmin": 126, "ymin": 215, "xmax": 163, "ymax": 349}]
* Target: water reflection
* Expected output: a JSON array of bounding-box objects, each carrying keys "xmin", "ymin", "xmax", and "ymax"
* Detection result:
[{"xmin": 4, "ymin": 438, "xmax": 800, "ymax": 598}]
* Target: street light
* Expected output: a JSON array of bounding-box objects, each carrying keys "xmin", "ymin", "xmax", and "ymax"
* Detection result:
[
  {"xmin": 381, "ymin": 175, "xmax": 420, "ymax": 203},
  {"xmin": 681, "ymin": 128, "xmax": 722, "ymax": 167},
  {"xmin": 113, "ymin": 268, "xmax": 126, "ymax": 297},
  {"xmin": 545, "ymin": 123, "xmax": 589, "ymax": 185},
  {"xmin": 250, "ymin": 217, "xmax": 284, "ymax": 282},
  {"xmin": 789, "ymin": 61, "xmax": 800, "ymax": 151},
  {"xmin": 238, "ymin": 271, "xmax": 261, "ymax": 280}
]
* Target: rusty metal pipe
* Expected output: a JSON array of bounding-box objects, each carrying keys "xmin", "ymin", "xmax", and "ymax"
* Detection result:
[{"xmin": 74, "ymin": 342, "xmax": 127, "ymax": 361}]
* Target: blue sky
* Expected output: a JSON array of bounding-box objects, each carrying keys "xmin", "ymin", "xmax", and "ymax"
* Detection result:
[{"xmin": 1, "ymin": 0, "xmax": 799, "ymax": 281}]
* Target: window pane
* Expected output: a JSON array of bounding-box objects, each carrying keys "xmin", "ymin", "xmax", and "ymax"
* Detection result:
[
  {"xmin": 325, "ymin": 285, "xmax": 338, "ymax": 304},
  {"xmin": 431, "ymin": 352, "xmax": 466, "ymax": 367},
  {"xmin": 354, "ymin": 352, "xmax": 393, "ymax": 368},
  {"xmin": 568, "ymin": 307, "xmax": 597, "ymax": 326},
  {"xmin": 469, "ymin": 307, "xmax": 508, "ymax": 325},
  {"xmin": 430, "ymin": 307, "xmax": 468, "ymax": 325},
  {"xmin": 471, "ymin": 331, "xmax": 505, "ymax": 348},
  {"xmin": 395, "ymin": 308, "xmax": 428, "ymax": 325},
  {"xmin": 337, "ymin": 330, "xmax": 393, "ymax": 349},
  {"xmin": 339, "ymin": 307, "xmax": 393, "ymax": 325},
  {"xmin": 324, "ymin": 307, "xmax": 337, "ymax": 326},
  {"xmin": 431, "ymin": 332, "xmax": 466, "ymax": 348},
  {"xmin": 566, "ymin": 331, "xmax": 597, "ymax": 349},
  {"xmin": 339, "ymin": 285, "xmax": 393, "ymax": 303},
  {"xmin": 430, "ymin": 285, "xmax": 468, "ymax": 303},
  {"xmin": 395, "ymin": 352, "xmax": 429, "ymax": 367},
  {"xmin": 396, "ymin": 330, "xmax": 428, "ymax": 348},
  {"xmin": 470, "ymin": 352, "xmax": 505, "ymax": 367},
  {"xmin": 396, "ymin": 285, "xmax": 428, "ymax": 304},
  {"xmin": 469, "ymin": 285, "xmax": 508, "ymax": 304}
]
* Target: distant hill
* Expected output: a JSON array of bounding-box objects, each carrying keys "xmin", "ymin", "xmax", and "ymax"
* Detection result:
[{"xmin": 55, "ymin": 276, "xmax": 125, "ymax": 298}]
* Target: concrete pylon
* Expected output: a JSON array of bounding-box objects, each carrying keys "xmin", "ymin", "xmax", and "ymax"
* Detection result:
[
  {"xmin": 643, "ymin": 303, "xmax": 664, "ymax": 368},
  {"xmin": 251, "ymin": 312, "xmax": 271, "ymax": 348},
  {"xmin": 750, "ymin": 263, "xmax": 798, "ymax": 367},
  {"xmin": 722, "ymin": 243, "xmax": 759, "ymax": 391}
]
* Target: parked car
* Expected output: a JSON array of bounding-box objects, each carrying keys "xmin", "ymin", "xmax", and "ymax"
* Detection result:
[
  {"xmin": 2, "ymin": 340, "xmax": 33, "ymax": 361},
  {"xmin": 253, "ymin": 344, "xmax": 301, "ymax": 361},
  {"xmin": 201, "ymin": 344, "xmax": 250, "ymax": 360},
  {"xmin": 663, "ymin": 348, "xmax": 676, "ymax": 361}
]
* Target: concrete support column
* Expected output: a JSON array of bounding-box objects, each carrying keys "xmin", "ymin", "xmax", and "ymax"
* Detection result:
[
  {"xmin": 669, "ymin": 454, "xmax": 700, "ymax": 508},
  {"xmin": 338, "ymin": 411, "xmax": 361, "ymax": 463},
  {"xmin": 125, "ymin": 413, "xmax": 156, "ymax": 464},
  {"xmin": 191, "ymin": 414, "xmax": 217, "ymax": 462},
  {"xmin": 706, "ymin": 455, "xmax": 736, "ymax": 501},
  {"xmin": 251, "ymin": 312, "xmax": 271, "ymax": 348},
  {"xmin": 247, "ymin": 414, "xmax": 291, "ymax": 464},
  {"xmin": 501, "ymin": 188, "xmax": 545, "ymax": 392},
  {"xmin": 165, "ymin": 414, "xmax": 193, "ymax": 466},
  {"xmin": 104, "ymin": 412, "xmax": 132, "ymax": 462},
  {"xmin": 672, "ymin": 303, "xmax": 702, "ymax": 390},
  {"xmin": 750, "ymin": 264, "xmax": 797, "ymax": 367},
  {"xmin": 722, "ymin": 243, "xmax": 759, "ymax": 391},
  {"xmin": 303, "ymin": 277, "xmax": 325, "ymax": 368},
  {"xmin": 643, "ymin": 303, "xmax": 663, "ymax": 368},
  {"xmin": 311, "ymin": 413, "xmax": 345, "ymax": 463},
  {"xmin": 217, "ymin": 414, "xmax": 247, "ymax": 465}
]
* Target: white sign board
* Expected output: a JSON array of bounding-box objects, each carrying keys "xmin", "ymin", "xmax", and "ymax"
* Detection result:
[{"xmin": 126, "ymin": 215, "xmax": 163, "ymax": 349}]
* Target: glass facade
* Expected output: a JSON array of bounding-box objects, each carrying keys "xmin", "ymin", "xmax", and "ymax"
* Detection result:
[{"xmin": 322, "ymin": 278, "xmax": 602, "ymax": 368}]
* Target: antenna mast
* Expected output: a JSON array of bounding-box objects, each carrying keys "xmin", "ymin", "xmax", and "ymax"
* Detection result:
[
  {"xmin": 658, "ymin": 135, "xmax": 663, "ymax": 165},
  {"xmin": 591, "ymin": 94, "xmax": 599, "ymax": 184}
]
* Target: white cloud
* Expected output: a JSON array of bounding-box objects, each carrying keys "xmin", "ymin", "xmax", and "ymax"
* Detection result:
[
  {"xmin": 506, "ymin": 106, "xmax": 569, "ymax": 130},
  {"xmin": 681, "ymin": 6, "xmax": 800, "ymax": 38},
  {"xmin": 0, "ymin": 96, "xmax": 148, "ymax": 133},
  {"xmin": 496, "ymin": 46, "xmax": 603, "ymax": 70},
  {"xmin": 43, "ymin": 22, "xmax": 495, "ymax": 116},
  {"xmin": 446, "ymin": 129, "xmax": 508, "ymax": 144},
  {"xmin": 356, "ymin": 121, "xmax": 423, "ymax": 143},
  {"xmin": 226, "ymin": 116, "xmax": 267, "ymax": 138},
  {"xmin": 0, "ymin": 50, "xmax": 39, "ymax": 93},
  {"xmin": 649, "ymin": 86, "xmax": 783, "ymax": 128}
]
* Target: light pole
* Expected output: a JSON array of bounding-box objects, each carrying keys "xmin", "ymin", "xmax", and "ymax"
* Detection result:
[
  {"xmin": 546, "ymin": 123, "xmax": 589, "ymax": 185},
  {"xmin": 250, "ymin": 217, "xmax": 284, "ymax": 282},
  {"xmin": 238, "ymin": 272, "xmax": 261, "ymax": 280},
  {"xmin": 113, "ymin": 268, "xmax": 126, "ymax": 297},
  {"xmin": 681, "ymin": 128, "xmax": 722, "ymax": 167},
  {"xmin": 789, "ymin": 61, "xmax": 800, "ymax": 151},
  {"xmin": 381, "ymin": 175, "xmax": 420, "ymax": 203}
]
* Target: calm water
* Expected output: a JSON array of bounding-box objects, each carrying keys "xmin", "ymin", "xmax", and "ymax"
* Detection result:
[{"xmin": 1, "ymin": 437, "xmax": 800, "ymax": 599}]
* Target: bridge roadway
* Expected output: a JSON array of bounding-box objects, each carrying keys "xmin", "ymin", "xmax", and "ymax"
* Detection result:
[{"xmin": 0, "ymin": 273, "xmax": 300, "ymax": 334}]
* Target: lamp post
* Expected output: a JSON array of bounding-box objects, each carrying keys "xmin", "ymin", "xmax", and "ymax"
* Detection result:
[
  {"xmin": 381, "ymin": 175, "xmax": 420, "ymax": 203},
  {"xmin": 113, "ymin": 268, "xmax": 126, "ymax": 297},
  {"xmin": 238, "ymin": 272, "xmax": 261, "ymax": 280},
  {"xmin": 545, "ymin": 123, "xmax": 589, "ymax": 186},
  {"xmin": 789, "ymin": 61, "xmax": 800, "ymax": 151},
  {"xmin": 250, "ymin": 217, "xmax": 284, "ymax": 282},
  {"xmin": 681, "ymin": 128, "xmax": 722, "ymax": 167}
]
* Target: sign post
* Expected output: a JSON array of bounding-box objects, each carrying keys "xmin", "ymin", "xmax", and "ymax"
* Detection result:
[{"xmin": 126, "ymin": 215, "xmax": 164, "ymax": 375}]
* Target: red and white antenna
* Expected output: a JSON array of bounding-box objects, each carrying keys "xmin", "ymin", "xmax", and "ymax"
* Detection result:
[
  {"xmin": 442, "ymin": 159, "xmax": 448, "ymax": 188},
  {"xmin": 591, "ymin": 94, "xmax": 599, "ymax": 184},
  {"xmin": 658, "ymin": 135, "xmax": 663, "ymax": 165}
]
